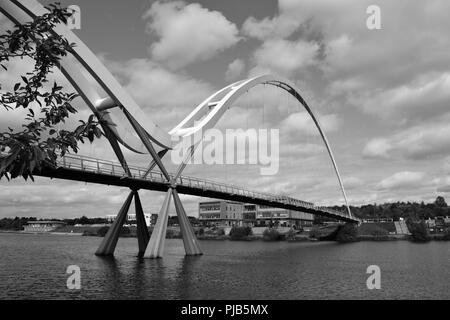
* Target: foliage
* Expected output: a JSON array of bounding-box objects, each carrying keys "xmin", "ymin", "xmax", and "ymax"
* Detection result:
[
  {"xmin": 328, "ymin": 196, "xmax": 450, "ymax": 222},
  {"xmin": 217, "ymin": 228, "xmax": 225, "ymax": 236},
  {"xmin": 407, "ymin": 220, "xmax": 431, "ymax": 242},
  {"xmin": 286, "ymin": 228, "xmax": 296, "ymax": 240},
  {"xmin": 67, "ymin": 216, "xmax": 108, "ymax": 226},
  {"xmin": 0, "ymin": 3, "xmax": 102, "ymax": 181},
  {"xmin": 434, "ymin": 196, "xmax": 447, "ymax": 208},
  {"xmin": 335, "ymin": 223, "xmax": 359, "ymax": 243},
  {"xmin": 229, "ymin": 226, "xmax": 252, "ymax": 240},
  {"xmin": 442, "ymin": 230, "xmax": 450, "ymax": 241},
  {"xmin": 0, "ymin": 216, "xmax": 36, "ymax": 230},
  {"xmin": 120, "ymin": 226, "xmax": 130, "ymax": 235},
  {"xmin": 166, "ymin": 229, "xmax": 181, "ymax": 239},
  {"xmin": 97, "ymin": 226, "xmax": 109, "ymax": 237},
  {"xmin": 358, "ymin": 223, "xmax": 389, "ymax": 236},
  {"xmin": 262, "ymin": 228, "xmax": 283, "ymax": 241}
]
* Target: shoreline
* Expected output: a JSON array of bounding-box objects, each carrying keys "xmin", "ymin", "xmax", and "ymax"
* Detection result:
[{"xmin": 1, "ymin": 229, "xmax": 448, "ymax": 242}]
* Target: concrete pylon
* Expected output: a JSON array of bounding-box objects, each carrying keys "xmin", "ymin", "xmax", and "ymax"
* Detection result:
[
  {"xmin": 172, "ymin": 190, "xmax": 202, "ymax": 256},
  {"xmin": 134, "ymin": 191, "xmax": 150, "ymax": 257},
  {"xmin": 95, "ymin": 191, "xmax": 134, "ymax": 256},
  {"xmin": 144, "ymin": 188, "xmax": 172, "ymax": 259}
]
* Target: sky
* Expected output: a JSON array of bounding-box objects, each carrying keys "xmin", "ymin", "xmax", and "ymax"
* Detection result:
[{"xmin": 2, "ymin": 0, "xmax": 450, "ymax": 219}]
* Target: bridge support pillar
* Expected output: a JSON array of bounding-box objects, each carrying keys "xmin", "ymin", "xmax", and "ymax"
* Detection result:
[
  {"xmin": 173, "ymin": 190, "xmax": 202, "ymax": 256},
  {"xmin": 134, "ymin": 191, "xmax": 150, "ymax": 257},
  {"xmin": 95, "ymin": 191, "xmax": 134, "ymax": 256},
  {"xmin": 144, "ymin": 188, "xmax": 172, "ymax": 259}
]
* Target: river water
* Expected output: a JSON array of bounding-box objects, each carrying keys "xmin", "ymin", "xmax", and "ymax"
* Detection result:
[{"xmin": 0, "ymin": 233, "xmax": 448, "ymax": 299}]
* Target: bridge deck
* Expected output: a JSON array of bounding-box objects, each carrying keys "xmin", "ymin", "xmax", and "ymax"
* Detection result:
[{"xmin": 36, "ymin": 155, "xmax": 359, "ymax": 223}]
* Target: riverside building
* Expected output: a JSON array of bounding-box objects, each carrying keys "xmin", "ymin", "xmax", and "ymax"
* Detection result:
[{"xmin": 199, "ymin": 201, "xmax": 313, "ymax": 228}]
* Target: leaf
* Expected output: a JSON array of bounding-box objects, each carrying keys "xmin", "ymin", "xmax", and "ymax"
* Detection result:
[{"xmin": 94, "ymin": 127, "xmax": 102, "ymax": 139}]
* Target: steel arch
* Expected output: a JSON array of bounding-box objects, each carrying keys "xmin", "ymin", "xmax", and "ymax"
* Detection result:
[{"xmin": 170, "ymin": 75, "xmax": 352, "ymax": 218}]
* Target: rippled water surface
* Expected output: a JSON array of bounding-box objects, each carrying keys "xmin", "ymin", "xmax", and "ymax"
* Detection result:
[{"xmin": 0, "ymin": 233, "xmax": 449, "ymax": 299}]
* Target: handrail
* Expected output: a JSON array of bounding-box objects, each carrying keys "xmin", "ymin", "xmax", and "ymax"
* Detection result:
[{"xmin": 55, "ymin": 154, "xmax": 355, "ymax": 220}]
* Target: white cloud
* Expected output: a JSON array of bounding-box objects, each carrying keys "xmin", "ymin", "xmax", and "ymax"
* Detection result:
[
  {"xmin": 144, "ymin": 1, "xmax": 240, "ymax": 69},
  {"xmin": 281, "ymin": 112, "xmax": 342, "ymax": 136},
  {"xmin": 377, "ymin": 171, "xmax": 425, "ymax": 190},
  {"xmin": 363, "ymin": 138, "xmax": 392, "ymax": 159},
  {"xmin": 225, "ymin": 59, "xmax": 245, "ymax": 81},
  {"xmin": 107, "ymin": 58, "xmax": 213, "ymax": 131},
  {"xmin": 354, "ymin": 73, "xmax": 450, "ymax": 120},
  {"xmin": 343, "ymin": 176, "xmax": 363, "ymax": 190},
  {"xmin": 252, "ymin": 39, "xmax": 319, "ymax": 77},
  {"xmin": 363, "ymin": 117, "xmax": 450, "ymax": 161},
  {"xmin": 242, "ymin": 14, "xmax": 300, "ymax": 41}
]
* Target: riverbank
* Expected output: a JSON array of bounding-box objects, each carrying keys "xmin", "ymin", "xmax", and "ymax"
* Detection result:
[{"xmin": 1, "ymin": 224, "xmax": 448, "ymax": 242}]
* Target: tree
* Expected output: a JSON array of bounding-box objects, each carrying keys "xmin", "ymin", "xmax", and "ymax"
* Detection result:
[
  {"xmin": 262, "ymin": 228, "xmax": 283, "ymax": 241},
  {"xmin": 97, "ymin": 226, "xmax": 109, "ymax": 237},
  {"xmin": 407, "ymin": 220, "xmax": 431, "ymax": 242},
  {"xmin": 336, "ymin": 223, "xmax": 359, "ymax": 243},
  {"xmin": 229, "ymin": 226, "xmax": 252, "ymax": 240},
  {"xmin": 0, "ymin": 3, "xmax": 101, "ymax": 181},
  {"xmin": 434, "ymin": 196, "xmax": 447, "ymax": 208}
]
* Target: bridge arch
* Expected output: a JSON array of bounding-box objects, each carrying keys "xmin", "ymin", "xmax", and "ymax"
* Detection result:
[{"xmin": 170, "ymin": 75, "xmax": 352, "ymax": 218}]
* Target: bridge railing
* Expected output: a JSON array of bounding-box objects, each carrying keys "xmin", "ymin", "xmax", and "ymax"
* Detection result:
[{"xmin": 55, "ymin": 154, "xmax": 352, "ymax": 219}]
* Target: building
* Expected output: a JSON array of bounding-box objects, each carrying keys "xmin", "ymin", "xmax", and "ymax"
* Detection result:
[
  {"xmin": 199, "ymin": 201, "xmax": 313, "ymax": 228},
  {"xmin": 445, "ymin": 216, "xmax": 450, "ymax": 225},
  {"xmin": 425, "ymin": 218, "xmax": 436, "ymax": 228},
  {"xmin": 255, "ymin": 205, "xmax": 313, "ymax": 228},
  {"xmin": 23, "ymin": 221, "xmax": 66, "ymax": 233},
  {"xmin": 198, "ymin": 201, "xmax": 244, "ymax": 226},
  {"xmin": 106, "ymin": 213, "xmax": 154, "ymax": 226},
  {"xmin": 243, "ymin": 204, "xmax": 257, "ymax": 226}
]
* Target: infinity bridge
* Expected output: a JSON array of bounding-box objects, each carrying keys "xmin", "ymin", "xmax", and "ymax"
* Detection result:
[
  {"xmin": 1, "ymin": 0, "xmax": 359, "ymax": 260},
  {"xmin": 38, "ymin": 154, "xmax": 356, "ymax": 223}
]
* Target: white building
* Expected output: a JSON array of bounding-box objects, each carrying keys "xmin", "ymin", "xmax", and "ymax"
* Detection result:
[{"xmin": 106, "ymin": 213, "xmax": 153, "ymax": 226}]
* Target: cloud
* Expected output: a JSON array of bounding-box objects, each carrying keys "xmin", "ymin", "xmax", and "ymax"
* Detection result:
[
  {"xmin": 353, "ymin": 73, "xmax": 450, "ymax": 121},
  {"xmin": 377, "ymin": 171, "xmax": 425, "ymax": 191},
  {"xmin": 395, "ymin": 124, "xmax": 450, "ymax": 160},
  {"xmin": 363, "ymin": 116, "xmax": 450, "ymax": 161},
  {"xmin": 343, "ymin": 177, "xmax": 364, "ymax": 190},
  {"xmin": 363, "ymin": 138, "xmax": 392, "ymax": 159},
  {"xmin": 144, "ymin": 1, "xmax": 240, "ymax": 69},
  {"xmin": 106, "ymin": 58, "xmax": 214, "ymax": 131},
  {"xmin": 225, "ymin": 59, "xmax": 245, "ymax": 81},
  {"xmin": 242, "ymin": 14, "xmax": 300, "ymax": 41},
  {"xmin": 252, "ymin": 39, "xmax": 319, "ymax": 77},
  {"xmin": 281, "ymin": 112, "xmax": 342, "ymax": 136}
]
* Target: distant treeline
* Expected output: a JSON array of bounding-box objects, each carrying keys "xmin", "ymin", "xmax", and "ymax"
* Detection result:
[
  {"xmin": 0, "ymin": 217, "xmax": 37, "ymax": 231},
  {"xmin": 0, "ymin": 216, "xmax": 109, "ymax": 231},
  {"xmin": 2, "ymin": 197, "xmax": 449, "ymax": 231},
  {"xmin": 0, "ymin": 215, "xmax": 199, "ymax": 231},
  {"xmin": 324, "ymin": 196, "xmax": 450, "ymax": 222}
]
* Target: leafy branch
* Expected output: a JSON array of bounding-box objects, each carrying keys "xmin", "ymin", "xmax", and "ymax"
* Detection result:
[{"xmin": 0, "ymin": 3, "xmax": 102, "ymax": 181}]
